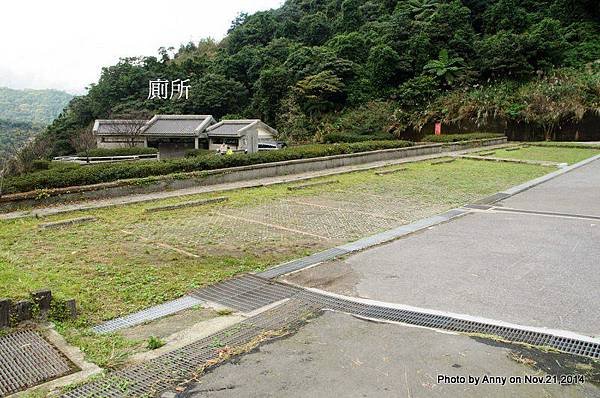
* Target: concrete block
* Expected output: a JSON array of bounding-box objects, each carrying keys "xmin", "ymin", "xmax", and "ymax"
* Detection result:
[
  {"xmin": 39, "ymin": 216, "xmax": 96, "ymax": 229},
  {"xmin": 12, "ymin": 300, "xmax": 32, "ymax": 322},
  {"xmin": 0, "ymin": 299, "xmax": 10, "ymax": 327},
  {"xmin": 64, "ymin": 299, "xmax": 78, "ymax": 318},
  {"xmin": 31, "ymin": 289, "xmax": 52, "ymax": 313},
  {"xmin": 145, "ymin": 197, "xmax": 228, "ymax": 212}
]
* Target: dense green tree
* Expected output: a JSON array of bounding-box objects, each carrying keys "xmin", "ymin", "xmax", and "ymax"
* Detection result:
[
  {"xmin": 483, "ymin": 0, "xmax": 530, "ymax": 33},
  {"xmin": 252, "ymin": 67, "xmax": 291, "ymax": 125},
  {"xmin": 423, "ymin": 49, "xmax": 465, "ymax": 85},
  {"xmin": 367, "ymin": 45, "xmax": 401, "ymax": 89},
  {"xmin": 476, "ymin": 32, "xmax": 532, "ymax": 78},
  {"xmin": 295, "ymin": 70, "xmax": 346, "ymax": 115},
  {"xmin": 183, "ymin": 74, "xmax": 248, "ymax": 118}
]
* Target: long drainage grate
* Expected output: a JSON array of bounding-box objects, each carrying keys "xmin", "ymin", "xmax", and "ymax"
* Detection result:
[
  {"xmin": 61, "ymin": 299, "xmax": 321, "ymax": 398},
  {"xmin": 190, "ymin": 274, "xmax": 301, "ymax": 312},
  {"xmin": 0, "ymin": 330, "xmax": 74, "ymax": 396},
  {"xmin": 186, "ymin": 275, "xmax": 600, "ymax": 360},
  {"xmin": 295, "ymin": 289, "xmax": 600, "ymax": 360},
  {"xmin": 93, "ymin": 295, "xmax": 203, "ymax": 334}
]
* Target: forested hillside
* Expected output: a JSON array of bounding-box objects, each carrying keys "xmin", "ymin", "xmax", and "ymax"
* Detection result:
[
  {"xmin": 43, "ymin": 0, "xmax": 600, "ymax": 156},
  {"xmin": 0, "ymin": 87, "xmax": 72, "ymax": 125},
  {"xmin": 0, "ymin": 119, "xmax": 42, "ymax": 157},
  {"xmin": 0, "ymin": 87, "xmax": 72, "ymax": 156}
]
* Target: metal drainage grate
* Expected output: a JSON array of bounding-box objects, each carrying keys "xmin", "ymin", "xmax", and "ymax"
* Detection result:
[
  {"xmin": 61, "ymin": 299, "xmax": 321, "ymax": 398},
  {"xmin": 0, "ymin": 330, "xmax": 74, "ymax": 396},
  {"xmin": 93, "ymin": 295, "xmax": 203, "ymax": 334},
  {"xmin": 257, "ymin": 247, "xmax": 350, "ymax": 279},
  {"xmin": 295, "ymin": 290, "xmax": 600, "ymax": 360},
  {"xmin": 190, "ymin": 274, "xmax": 301, "ymax": 312}
]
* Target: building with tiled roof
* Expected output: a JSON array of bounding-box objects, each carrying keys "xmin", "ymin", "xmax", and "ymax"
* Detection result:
[{"xmin": 93, "ymin": 115, "xmax": 277, "ymax": 157}]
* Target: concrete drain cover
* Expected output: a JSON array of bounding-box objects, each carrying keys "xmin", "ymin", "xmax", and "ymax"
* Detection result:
[{"xmin": 0, "ymin": 330, "xmax": 74, "ymax": 396}]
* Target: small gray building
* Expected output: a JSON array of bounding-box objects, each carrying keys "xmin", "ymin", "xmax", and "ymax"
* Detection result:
[
  {"xmin": 93, "ymin": 115, "xmax": 278, "ymax": 157},
  {"xmin": 205, "ymin": 120, "xmax": 278, "ymax": 153},
  {"xmin": 141, "ymin": 115, "xmax": 216, "ymax": 158}
]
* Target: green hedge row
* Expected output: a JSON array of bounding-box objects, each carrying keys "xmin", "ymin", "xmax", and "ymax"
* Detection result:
[
  {"xmin": 4, "ymin": 140, "xmax": 413, "ymax": 194},
  {"xmin": 421, "ymin": 133, "xmax": 505, "ymax": 143},
  {"xmin": 322, "ymin": 132, "xmax": 395, "ymax": 143},
  {"xmin": 76, "ymin": 147, "xmax": 158, "ymax": 157}
]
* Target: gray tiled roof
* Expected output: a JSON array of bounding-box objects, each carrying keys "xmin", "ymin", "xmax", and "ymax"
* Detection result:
[
  {"xmin": 141, "ymin": 115, "xmax": 215, "ymax": 136},
  {"xmin": 93, "ymin": 120, "xmax": 148, "ymax": 135},
  {"xmin": 206, "ymin": 121, "xmax": 256, "ymax": 137}
]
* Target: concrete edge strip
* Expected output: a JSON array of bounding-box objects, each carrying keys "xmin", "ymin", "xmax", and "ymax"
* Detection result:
[
  {"xmin": 303, "ymin": 286, "xmax": 600, "ymax": 346},
  {"xmin": 144, "ymin": 197, "xmax": 228, "ymax": 212},
  {"xmin": 287, "ymin": 180, "xmax": 339, "ymax": 191},
  {"xmin": 38, "ymin": 216, "xmax": 97, "ymax": 229},
  {"xmin": 457, "ymin": 154, "xmax": 563, "ymax": 168}
]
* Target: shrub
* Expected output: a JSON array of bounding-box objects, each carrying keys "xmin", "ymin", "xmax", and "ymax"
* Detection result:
[
  {"xmin": 319, "ymin": 101, "xmax": 398, "ymax": 143},
  {"xmin": 185, "ymin": 149, "xmax": 215, "ymax": 158},
  {"xmin": 77, "ymin": 147, "xmax": 158, "ymax": 157},
  {"xmin": 422, "ymin": 133, "xmax": 505, "ymax": 143},
  {"xmin": 31, "ymin": 160, "xmax": 50, "ymax": 171},
  {"xmin": 3, "ymin": 140, "xmax": 414, "ymax": 194},
  {"xmin": 322, "ymin": 132, "xmax": 394, "ymax": 143},
  {"xmin": 146, "ymin": 336, "xmax": 165, "ymax": 350}
]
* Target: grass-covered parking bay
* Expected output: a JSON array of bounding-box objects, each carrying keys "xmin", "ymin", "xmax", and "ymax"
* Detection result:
[{"xmin": 476, "ymin": 145, "xmax": 600, "ymax": 165}]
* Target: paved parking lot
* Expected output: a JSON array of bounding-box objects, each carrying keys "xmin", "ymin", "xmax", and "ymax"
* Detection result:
[
  {"xmin": 501, "ymin": 158, "xmax": 600, "ymax": 215},
  {"xmin": 286, "ymin": 158, "xmax": 600, "ymax": 337}
]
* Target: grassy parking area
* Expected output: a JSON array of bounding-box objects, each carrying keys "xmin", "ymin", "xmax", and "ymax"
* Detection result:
[
  {"xmin": 0, "ymin": 159, "xmax": 550, "ymax": 324},
  {"xmin": 0, "ymin": 153, "xmax": 579, "ymax": 366},
  {"xmin": 481, "ymin": 145, "xmax": 600, "ymax": 165}
]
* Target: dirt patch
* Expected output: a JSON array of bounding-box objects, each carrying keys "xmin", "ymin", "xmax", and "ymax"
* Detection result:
[
  {"xmin": 281, "ymin": 259, "xmax": 360, "ymax": 296},
  {"xmin": 472, "ymin": 336, "xmax": 600, "ymax": 385},
  {"xmin": 119, "ymin": 307, "xmax": 218, "ymax": 341}
]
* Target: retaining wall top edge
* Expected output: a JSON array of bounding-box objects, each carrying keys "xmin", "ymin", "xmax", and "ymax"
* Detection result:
[{"xmin": 0, "ymin": 137, "xmax": 506, "ymax": 202}]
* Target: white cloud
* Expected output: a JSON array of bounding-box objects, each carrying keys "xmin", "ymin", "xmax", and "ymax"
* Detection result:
[{"xmin": 0, "ymin": 0, "xmax": 283, "ymax": 94}]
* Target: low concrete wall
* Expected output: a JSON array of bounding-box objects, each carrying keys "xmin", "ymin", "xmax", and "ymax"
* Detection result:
[{"xmin": 0, "ymin": 137, "xmax": 506, "ymax": 212}]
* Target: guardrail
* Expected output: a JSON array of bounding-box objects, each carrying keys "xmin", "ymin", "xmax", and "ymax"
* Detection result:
[{"xmin": 53, "ymin": 153, "xmax": 159, "ymax": 164}]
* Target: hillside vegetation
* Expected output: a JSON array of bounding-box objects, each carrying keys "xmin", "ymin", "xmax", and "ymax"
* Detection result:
[
  {"xmin": 0, "ymin": 87, "xmax": 72, "ymax": 156},
  {"xmin": 34, "ymin": 0, "xmax": 600, "ymax": 156},
  {"xmin": 0, "ymin": 87, "xmax": 73, "ymax": 125}
]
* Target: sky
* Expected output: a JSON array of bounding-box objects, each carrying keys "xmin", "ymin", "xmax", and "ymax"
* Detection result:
[{"xmin": 0, "ymin": 0, "xmax": 283, "ymax": 95}]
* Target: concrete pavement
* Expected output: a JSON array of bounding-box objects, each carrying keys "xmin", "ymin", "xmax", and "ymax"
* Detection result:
[
  {"xmin": 175, "ymin": 312, "xmax": 599, "ymax": 397},
  {"xmin": 285, "ymin": 157, "xmax": 600, "ymax": 337}
]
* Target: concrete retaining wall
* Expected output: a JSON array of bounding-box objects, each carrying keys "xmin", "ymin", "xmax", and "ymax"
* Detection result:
[{"xmin": 0, "ymin": 137, "xmax": 506, "ymax": 212}]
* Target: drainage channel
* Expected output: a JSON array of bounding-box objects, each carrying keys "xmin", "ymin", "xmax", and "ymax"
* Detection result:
[
  {"xmin": 61, "ymin": 299, "xmax": 321, "ymax": 398},
  {"xmin": 64, "ymin": 275, "xmax": 599, "ymax": 397},
  {"xmin": 185, "ymin": 275, "xmax": 600, "ymax": 360}
]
